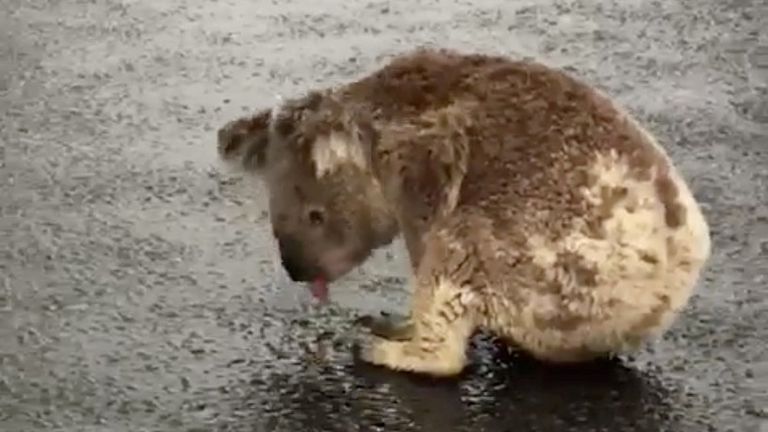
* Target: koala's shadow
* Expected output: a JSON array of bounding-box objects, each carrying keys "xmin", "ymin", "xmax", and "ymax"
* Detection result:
[
  {"xmin": 348, "ymin": 333, "xmax": 687, "ymax": 432},
  {"xmin": 218, "ymin": 333, "xmax": 687, "ymax": 432}
]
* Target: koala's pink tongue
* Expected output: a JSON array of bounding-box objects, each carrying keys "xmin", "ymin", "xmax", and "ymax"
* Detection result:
[{"xmin": 309, "ymin": 277, "xmax": 329, "ymax": 303}]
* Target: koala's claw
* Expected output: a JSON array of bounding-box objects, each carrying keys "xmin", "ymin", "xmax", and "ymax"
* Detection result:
[{"xmin": 355, "ymin": 311, "xmax": 414, "ymax": 341}]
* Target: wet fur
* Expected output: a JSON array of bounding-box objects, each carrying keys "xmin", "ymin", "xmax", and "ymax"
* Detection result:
[{"xmin": 216, "ymin": 48, "xmax": 712, "ymax": 377}]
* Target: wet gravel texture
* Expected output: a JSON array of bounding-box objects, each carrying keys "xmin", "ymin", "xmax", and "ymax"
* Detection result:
[{"xmin": 1, "ymin": 0, "xmax": 767, "ymax": 431}]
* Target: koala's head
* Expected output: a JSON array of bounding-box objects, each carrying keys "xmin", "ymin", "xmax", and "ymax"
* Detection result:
[{"xmin": 216, "ymin": 91, "xmax": 399, "ymax": 283}]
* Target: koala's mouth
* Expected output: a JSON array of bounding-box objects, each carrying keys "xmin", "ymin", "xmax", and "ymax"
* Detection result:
[
  {"xmin": 281, "ymin": 243, "xmax": 364, "ymax": 297},
  {"xmin": 318, "ymin": 248, "xmax": 363, "ymax": 282},
  {"xmin": 304, "ymin": 265, "xmax": 345, "ymax": 303}
]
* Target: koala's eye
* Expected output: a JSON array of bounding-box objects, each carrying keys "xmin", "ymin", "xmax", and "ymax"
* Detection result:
[{"xmin": 308, "ymin": 209, "xmax": 325, "ymax": 225}]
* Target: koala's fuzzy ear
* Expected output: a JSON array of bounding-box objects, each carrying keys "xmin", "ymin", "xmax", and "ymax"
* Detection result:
[
  {"xmin": 308, "ymin": 102, "xmax": 380, "ymax": 177},
  {"xmin": 216, "ymin": 109, "xmax": 272, "ymax": 172},
  {"xmin": 351, "ymin": 109, "xmax": 379, "ymax": 169}
]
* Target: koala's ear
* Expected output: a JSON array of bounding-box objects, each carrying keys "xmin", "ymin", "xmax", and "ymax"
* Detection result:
[
  {"xmin": 216, "ymin": 109, "xmax": 272, "ymax": 172},
  {"xmin": 352, "ymin": 110, "xmax": 379, "ymax": 169},
  {"xmin": 306, "ymin": 98, "xmax": 380, "ymax": 177}
]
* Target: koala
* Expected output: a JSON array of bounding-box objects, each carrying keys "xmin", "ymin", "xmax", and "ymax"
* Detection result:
[{"xmin": 216, "ymin": 48, "xmax": 712, "ymax": 377}]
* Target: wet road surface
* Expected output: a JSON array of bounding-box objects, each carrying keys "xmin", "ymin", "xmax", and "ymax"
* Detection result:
[{"xmin": 1, "ymin": 0, "xmax": 767, "ymax": 431}]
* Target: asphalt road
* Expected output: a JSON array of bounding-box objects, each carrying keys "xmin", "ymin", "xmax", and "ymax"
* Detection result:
[{"xmin": 1, "ymin": 0, "xmax": 766, "ymax": 431}]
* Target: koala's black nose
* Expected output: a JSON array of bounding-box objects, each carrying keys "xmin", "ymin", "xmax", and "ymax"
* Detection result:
[
  {"xmin": 277, "ymin": 236, "xmax": 313, "ymax": 282},
  {"xmin": 281, "ymin": 255, "xmax": 310, "ymax": 282}
]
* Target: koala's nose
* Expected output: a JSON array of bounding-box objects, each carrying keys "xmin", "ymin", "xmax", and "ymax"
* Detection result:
[
  {"xmin": 278, "ymin": 237, "xmax": 311, "ymax": 282},
  {"xmin": 281, "ymin": 254, "xmax": 310, "ymax": 282}
]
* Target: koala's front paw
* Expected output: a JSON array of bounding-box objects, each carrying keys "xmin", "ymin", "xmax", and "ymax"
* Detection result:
[
  {"xmin": 352, "ymin": 332, "xmax": 467, "ymax": 377},
  {"xmin": 352, "ymin": 334, "xmax": 379, "ymax": 363},
  {"xmin": 352, "ymin": 333, "xmax": 405, "ymax": 369},
  {"xmin": 355, "ymin": 311, "xmax": 414, "ymax": 341}
]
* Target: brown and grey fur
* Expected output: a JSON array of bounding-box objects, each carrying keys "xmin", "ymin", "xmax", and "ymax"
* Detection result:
[{"xmin": 216, "ymin": 48, "xmax": 712, "ymax": 377}]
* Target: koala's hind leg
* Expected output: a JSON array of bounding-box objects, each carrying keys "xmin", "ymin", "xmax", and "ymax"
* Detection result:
[{"xmin": 355, "ymin": 233, "xmax": 478, "ymax": 377}]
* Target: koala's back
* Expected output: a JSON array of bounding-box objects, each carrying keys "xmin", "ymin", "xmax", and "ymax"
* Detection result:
[
  {"xmin": 345, "ymin": 49, "xmax": 700, "ymax": 240},
  {"xmin": 343, "ymin": 49, "xmax": 712, "ymax": 360}
]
